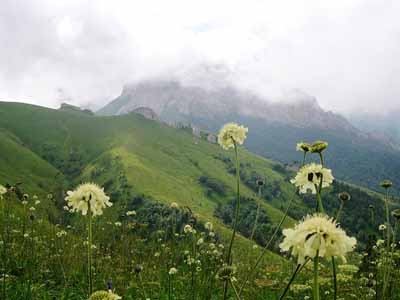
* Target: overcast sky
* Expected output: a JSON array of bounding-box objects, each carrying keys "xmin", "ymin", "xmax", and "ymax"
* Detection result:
[{"xmin": 1, "ymin": 0, "xmax": 399, "ymax": 114}]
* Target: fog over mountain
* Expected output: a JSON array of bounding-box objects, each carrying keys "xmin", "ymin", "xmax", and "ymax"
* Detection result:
[{"xmin": 1, "ymin": 0, "xmax": 400, "ymax": 114}]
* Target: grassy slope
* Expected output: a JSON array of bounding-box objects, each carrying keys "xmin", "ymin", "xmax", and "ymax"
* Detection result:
[{"xmin": 0, "ymin": 102, "xmax": 299, "ymax": 259}]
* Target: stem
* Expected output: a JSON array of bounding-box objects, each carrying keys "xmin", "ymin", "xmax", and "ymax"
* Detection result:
[
  {"xmin": 313, "ymin": 254, "xmax": 320, "ymax": 300},
  {"xmin": 332, "ymin": 257, "xmax": 337, "ymax": 300},
  {"xmin": 279, "ymin": 263, "xmax": 302, "ymax": 300},
  {"xmin": 226, "ymin": 141, "xmax": 241, "ymax": 265},
  {"xmin": 385, "ymin": 189, "xmax": 391, "ymax": 250},
  {"xmin": 230, "ymin": 280, "xmax": 242, "ymax": 300},
  {"xmin": 238, "ymin": 196, "xmax": 294, "ymax": 295},
  {"xmin": 168, "ymin": 274, "xmax": 171, "ymax": 300},
  {"xmin": 302, "ymin": 153, "xmax": 307, "ymax": 166},
  {"xmin": 382, "ymin": 190, "xmax": 391, "ymax": 299},
  {"xmin": 335, "ymin": 202, "xmax": 344, "ymax": 221},
  {"xmin": 315, "ymin": 185, "xmax": 325, "ymax": 214},
  {"xmin": 250, "ymin": 185, "xmax": 262, "ymax": 241},
  {"xmin": 87, "ymin": 202, "xmax": 93, "ymax": 296}
]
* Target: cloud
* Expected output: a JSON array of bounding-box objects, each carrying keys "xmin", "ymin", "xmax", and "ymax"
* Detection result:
[{"xmin": 0, "ymin": 0, "xmax": 399, "ymax": 113}]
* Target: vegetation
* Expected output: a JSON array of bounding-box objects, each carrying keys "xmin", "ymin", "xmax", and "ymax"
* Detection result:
[{"xmin": 1, "ymin": 102, "xmax": 400, "ymax": 299}]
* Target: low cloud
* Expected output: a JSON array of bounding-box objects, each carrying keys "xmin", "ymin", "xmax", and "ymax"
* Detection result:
[{"xmin": 0, "ymin": 0, "xmax": 399, "ymax": 113}]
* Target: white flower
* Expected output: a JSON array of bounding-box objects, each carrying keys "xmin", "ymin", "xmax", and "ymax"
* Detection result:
[
  {"xmin": 34, "ymin": 200, "xmax": 41, "ymax": 205},
  {"xmin": 170, "ymin": 202, "xmax": 179, "ymax": 209},
  {"xmin": 290, "ymin": 163, "xmax": 334, "ymax": 194},
  {"xmin": 126, "ymin": 210, "xmax": 136, "ymax": 216},
  {"xmin": 65, "ymin": 183, "xmax": 111, "ymax": 216},
  {"xmin": 0, "ymin": 185, "xmax": 7, "ymax": 195},
  {"xmin": 205, "ymin": 222, "xmax": 213, "ymax": 231},
  {"xmin": 184, "ymin": 224, "xmax": 193, "ymax": 234},
  {"xmin": 279, "ymin": 214, "xmax": 356, "ymax": 264},
  {"xmin": 114, "ymin": 222, "xmax": 122, "ymax": 227},
  {"xmin": 63, "ymin": 206, "xmax": 70, "ymax": 211},
  {"xmin": 197, "ymin": 238, "xmax": 204, "ymax": 245},
  {"xmin": 29, "ymin": 206, "xmax": 36, "ymax": 212},
  {"xmin": 56, "ymin": 230, "xmax": 67, "ymax": 238},
  {"xmin": 218, "ymin": 123, "xmax": 248, "ymax": 150},
  {"xmin": 296, "ymin": 142, "xmax": 311, "ymax": 153},
  {"xmin": 379, "ymin": 224, "xmax": 386, "ymax": 231},
  {"xmin": 89, "ymin": 290, "xmax": 121, "ymax": 300},
  {"xmin": 168, "ymin": 267, "xmax": 178, "ymax": 275}
]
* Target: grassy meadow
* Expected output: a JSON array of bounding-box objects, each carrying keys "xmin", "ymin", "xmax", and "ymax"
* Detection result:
[{"xmin": 1, "ymin": 102, "xmax": 400, "ymax": 299}]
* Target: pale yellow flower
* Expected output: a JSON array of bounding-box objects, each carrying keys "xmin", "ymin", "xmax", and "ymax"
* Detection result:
[
  {"xmin": 280, "ymin": 214, "xmax": 356, "ymax": 264},
  {"xmin": 65, "ymin": 183, "xmax": 111, "ymax": 216},
  {"xmin": 169, "ymin": 267, "xmax": 178, "ymax": 275},
  {"xmin": 217, "ymin": 123, "xmax": 248, "ymax": 150},
  {"xmin": 0, "ymin": 185, "xmax": 7, "ymax": 195},
  {"xmin": 89, "ymin": 290, "xmax": 121, "ymax": 300},
  {"xmin": 290, "ymin": 163, "xmax": 334, "ymax": 194}
]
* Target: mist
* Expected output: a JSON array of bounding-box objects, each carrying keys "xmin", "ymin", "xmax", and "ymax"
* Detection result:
[{"xmin": 1, "ymin": 0, "xmax": 400, "ymax": 114}]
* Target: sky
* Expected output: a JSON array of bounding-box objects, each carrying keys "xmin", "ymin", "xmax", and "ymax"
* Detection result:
[{"xmin": 0, "ymin": 0, "xmax": 399, "ymax": 114}]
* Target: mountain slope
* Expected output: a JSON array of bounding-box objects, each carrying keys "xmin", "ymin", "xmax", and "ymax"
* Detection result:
[{"xmin": 98, "ymin": 80, "xmax": 400, "ymax": 195}]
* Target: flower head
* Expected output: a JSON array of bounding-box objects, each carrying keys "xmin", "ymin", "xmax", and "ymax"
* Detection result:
[
  {"xmin": 279, "ymin": 213, "xmax": 356, "ymax": 264},
  {"xmin": 310, "ymin": 141, "xmax": 328, "ymax": 153},
  {"xmin": 379, "ymin": 224, "xmax": 386, "ymax": 231},
  {"xmin": 338, "ymin": 192, "xmax": 351, "ymax": 202},
  {"xmin": 170, "ymin": 202, "xmax": 179, "ymax": 209},
  {"xmin": 290, "ymin": 163, "xmax": 334, "ymax": 194},
  {"xmin": 205, "ymin": 222, "xmax": 213, "ymax": 231},
  {"xmin": 296, "ymin": 142, "xmax": 312, "ymax": 153},
  {"xmin": 169, "ymin": 267, "xmax": 178, "ymax": 275},
  {"xmin": 380, "ymin": 180, "xmax": 393, "ymax": 189},
  {"xmin": 65, "ymin": 183, "xmax": 111, "ymax": 216},
  {"xmin": 0, "ymin": 185, "xmax": 7, "ymax": 199},
  {"xmin": 217, "ymin": 123, "xmax": 248, "ymax": 150},
  {"xmin": 392, "ymin": 209, "xmax": 400, "ymax": 221},
  {"xmin": 89, "ymin": 290, "xmax": 121, "ymax": 300},
  {"xmin": 184, "ymin": 224, "xmax": 193, "ymax": 234}
]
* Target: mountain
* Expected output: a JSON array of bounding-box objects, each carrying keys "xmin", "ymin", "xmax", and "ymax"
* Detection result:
[
  {"xmin": 350, "ymin": 110, "xmax": 400, "ymax": 147},
  {"xmin": 98, "ymin": 80, "xmax": 400, "ymax": 195},
  {"xmin": 0, "ymin": 101, "xmax": 390, "ymax": 248}
]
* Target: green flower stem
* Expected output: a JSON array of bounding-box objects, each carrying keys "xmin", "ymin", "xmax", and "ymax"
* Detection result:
[
  {"xmin": 238, "ymin": 196, "xmax": 294, "ymax": 296},
  {"xmin": 230, "ymin": 280, "xmax": 242, "ymax": 300},
  {"xmin": 279, "ymin": 263, "xmax": 302, "ymax": 300},
  {"xmin": 168, "ymin": 274, "xmax": 172, "ymax": 300},
  {"xmin": 335, "ymin": 202, "xmax": 344, "ymax": 221},
  {"xmin": 332, "ymin": 257, "xmax": 337, "ymax": 300},
  {"xmin": 315, "ymin": 185, "xmax": 325, "ymax": 214},
  {"xmin": 87, "ymin": 202, "xmax": 93, "ymax": 296},
  {"xmin": 250, "ymin": 185, "xmax": 262, "ymax": 241},
  {"xmin": 384, "ymin": 189, "xmax": 391, "ymax": 250},
  {"xmin": 302, "ymin": 152, "xmax": 307, "ymax": 166},
  {"xmin": 313, "ymin": 253, "xmax": 320, "ymax": 300},
  {"xmin": 226, "ymin": 140, "xmax": 240, "ymax": 265},
  {"xmin": 224, "ymin": 140, "xmax": 241, "ymax": 300}
]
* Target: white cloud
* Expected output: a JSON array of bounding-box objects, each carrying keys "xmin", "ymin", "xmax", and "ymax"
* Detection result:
[{"xmin": 0, "ymin": 0, "xmax": 399, "ymax": 113}]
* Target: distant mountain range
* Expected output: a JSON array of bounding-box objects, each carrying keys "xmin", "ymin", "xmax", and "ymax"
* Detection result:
[{"xmin": 98, "ymin": 79, "xmax": 400, "ymax": 195}]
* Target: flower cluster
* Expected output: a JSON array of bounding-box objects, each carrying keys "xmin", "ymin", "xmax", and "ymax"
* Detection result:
[
  {"xmin": 217, "ymin": 123, "xmax": 248, "ymax": 150},
  {"xmin": 290, "ymin": 163, "xmax": 334, "ymax": 194},
  {"xmin": 280, "ymin": 214, "xmax": 356, "ymax": 264},
  {"xmin": 65, "ymin": 183, "xmax": 112, "ymax": 216},
  {"xmin": 89, "ymin": 290, "xmax": 121, "ymax": 300}
]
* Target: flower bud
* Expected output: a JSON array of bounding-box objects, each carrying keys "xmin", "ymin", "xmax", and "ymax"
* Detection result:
[
  {"xmin": 338, "ymin": 192, "xmax": 351, "ymax": 202},
  {"xmin": 380, "ymin": 180, "xmax": 393, "ymax": 189},
  {"xmin": 310, "ymin": 141, "xmax": 328, "ymax": 153}
]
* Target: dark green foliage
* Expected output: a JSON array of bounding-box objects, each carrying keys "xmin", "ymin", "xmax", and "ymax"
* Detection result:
[{"xmin": 198, "ymin": 175, "xmax": 227, "ymax": 197}]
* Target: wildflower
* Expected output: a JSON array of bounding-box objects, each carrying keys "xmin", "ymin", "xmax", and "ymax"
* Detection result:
[
  {"xmin": 217, "ymin": 123, "xmax": 248, "ymax": 150},
  {"xmin": 379, "ymin": 224, "xmax": 386, "ymax": 231},
  {"xmin": 29, "ymin": 206, "xmax": 36, "ymax": 212},
  {"xmin": 380, "ymin": 180, "xmax": 393, "ymax": 189},
  {"xmin": 170, "ymin": 202, "xmax": 179, "ymax": 209},
  {"xmin": 168, "ymin": 267, "xmax": 178, "ymax": 275},
  {"xmin": 216, "ymin": 265, "xmax": 236, "ymax": 281},
  {"xmin": 391, "ymin": 209, "xmax": 400, "ymax": 220},
  {"xmin": 376, "ymin": 239, "xmax": 384, "ymax": 247},
  {"xmin": 65, "ymin": 183, "xmax": 112, "ymax": 216},
  {"xmin": 56, "ymin": 230, "xmax": 67, "ymax": 238},
  {"xmin": 134, "ymin": 264, "xmax": 143, "ymax": 274},
  {"xmin": 205, "ymin": 222, "xmax": 213, "ymax": 231},
  {"xmin": 47, "ymin": 194, "xmax": 53, "ymax": 200},
  {"xmin": 0, "ymin": 185, "xmax": 7, "ymax": 196},
  {"xmin": 184, "ymin": 224, "xmax": 193, "ymax": 234},
  {"xmin": 63, "ymin": 206, "xmax": 70, "ymax": 211},
  {"xmin": 296, "ymin": 142, "xmax": 311, "ymax": 153},
  {"xmin": 197, "ymin": 238, "xmax": 204, "ymax": 245},
  {"xmin": 126, "ymin": 210, "xmax": 136, "ymax": 216},
  {"xmin": 279, "ymin": 213, "xmax": 356, "ymax": 264},
  {"xmin": 23, "ymin": 194, "xmax": 29, "ymax": 200},
  {"xmin": 22, "ymin": 200, "xmax": 28, "ymax": 205},
  {"xmin": 338, "ymin": 192, "xmax": 351, "ymax": 202},
  {"xmin": 34, "ymin": 200, "xmax": 41, "ymax": 205},
  {"xmin": 114, "ymin": 222, "xmax": 122, "ymax": 227},
  {"xmin": 89, "ymin": 290, "xmax": 121, "ymax": 300},
  {"xmin": 290, "ymin": 163, "xmax": 334, "ymax": 194},
  {"xmin": 256, "ymin": 178, "xmax": 265, "ymax": 186},
  {"xmin": 309, "ymin": 141, "xmax": 328, "ymax": 153},
  {"xmin": 23, "ymin": 233, "xmax": 29, "ymax": 238}
]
